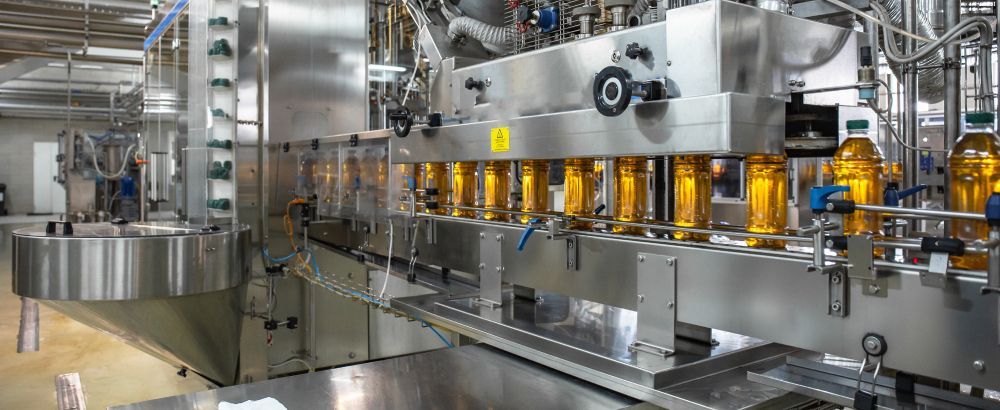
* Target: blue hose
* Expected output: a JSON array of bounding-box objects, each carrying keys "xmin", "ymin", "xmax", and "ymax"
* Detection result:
[
  {"xmin": 422, "ymin": 321, "xmax": 455, "ymax": 348},
  {"xmin": 263, "ymin": 247, "xmax": 298, "ymax": 263}
]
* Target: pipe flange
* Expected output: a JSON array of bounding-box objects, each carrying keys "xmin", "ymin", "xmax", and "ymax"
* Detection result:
[
  {"xmin": 603, "ymin": 0, "xmax": 635, "ymax": 8},
  {"xmin": 572, "ymin": 5, "xmax": 600, "ymax": 17},
  {"xmin": 593, "ymin": 66, "xmax": 632, "ymax": 117}
]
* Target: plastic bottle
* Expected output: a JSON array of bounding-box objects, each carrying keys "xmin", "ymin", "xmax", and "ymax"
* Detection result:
[
  {"xmin": 451, "ymin": 162, "xmax": 478, "ymax": 218},
  {"xmin": 948, "ymin": 112, "xmax": 1000, "ymax": 270},
  {"xmin": 613, "ymin": 156, "xmax": 648, "ymax": 235},
  {"xmin": 564, "ymin": 158, "xmax": 595, "ymax": 229},
  {"xmin": 833, "ymin": 119, "xmax": 885, "ymax": 256},
  {"xmin": 745, "ymin": 154, "xmax": 788, "ymax": 248},
  {"xmin": 673, "ymin": 155, "xmax": 711, "ymax": 241},
  {"xmin": 520, "ymin": 160, "xmax": 549, "ymax": 223},
  {"xmin": 483, "ymin": 161, "xmax": 511, "ymax": 221}
]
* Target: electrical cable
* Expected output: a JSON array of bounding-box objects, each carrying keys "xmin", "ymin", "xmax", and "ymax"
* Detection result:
[
  {"xmin": 379, "ymin": 218, "xmax": 394, "ymax": 299},
  {"xmin": 267, "ymin": 357, "xmax": 315, "ymax": 373},
  {"xmin": 823, "ymin": 0, "xmax": 932, "ymax": 42}
]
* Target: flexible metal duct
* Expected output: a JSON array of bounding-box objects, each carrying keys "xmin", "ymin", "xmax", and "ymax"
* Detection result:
[
  {"xmin": 878, "ymin": 0, "xmax": 945, "ymax": 103},
  {"xmin": 447, "ymin": 16, "xmax": 508, "ymax": 55}
]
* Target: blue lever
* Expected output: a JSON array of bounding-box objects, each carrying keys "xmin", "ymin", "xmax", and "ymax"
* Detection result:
[
  {"xmin": 986, "ymin": 193, "xmax": 1000, "ymax": 226},
  {"xmin": 517, "ymin": 218, "xmax": 542, "ymax": 251},
  {"xmin": 883, "ymin": 183, "xmax": 928, "ymax": 207},
  {"xmin": 593, "ymin": 204, "xmax": 606, "ymax": 215},
  {"xmin": 810, "ymin": 185, "xmax": 850, "ymax": 213}
]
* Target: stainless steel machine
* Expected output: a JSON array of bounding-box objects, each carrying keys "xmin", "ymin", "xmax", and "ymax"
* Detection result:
[{"xmin": 10, "ymin": 0, "xmax": 1000, "ymax": 408}]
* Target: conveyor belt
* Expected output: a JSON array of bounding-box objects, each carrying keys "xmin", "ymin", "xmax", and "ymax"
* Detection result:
[{"xmin": 112, "ymin": 345, "xmax": 639, "ymax": 409}]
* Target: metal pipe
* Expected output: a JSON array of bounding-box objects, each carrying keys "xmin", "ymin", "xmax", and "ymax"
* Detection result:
[
  {"xmin": 0, "ymin": 48, "xmax": 141, "ymax": 65},
  {"xmin": 854, "ymin": 203, "xmax": 987, "ymax": 221},
  {"xmin": 902, "ymin": 0, "xmax": 920, "ymax": 214},
  {"xmin": 942, "ymin": 0, "xmax": 960, "ymax": 216},
  {"xmin": 0, "ymin": 21, "xmax": 144, "ymax": 39}
]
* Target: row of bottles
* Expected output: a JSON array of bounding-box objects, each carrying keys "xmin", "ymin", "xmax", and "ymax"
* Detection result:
[
  {"xmin": 397, "ymin": 156, "xmax": 788, "ymax": 249},
  {"xmin": 832, "ymin": 115, "xmax": 1000, "ymax": 270}
]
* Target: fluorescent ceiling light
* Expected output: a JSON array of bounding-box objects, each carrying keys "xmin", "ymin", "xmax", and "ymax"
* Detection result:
[{"xmin": 369, "ymin": 64, "xmax": 406, "ymax": 72}]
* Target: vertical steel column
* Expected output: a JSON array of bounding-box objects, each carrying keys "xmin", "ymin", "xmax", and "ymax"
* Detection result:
[
  {"xmin": 903, "ymin": 0, "xmax": 919, "ymax": 212},
  {"xmin": 943, "ymin": 0, "xmax": 961, "ymax": 214}
]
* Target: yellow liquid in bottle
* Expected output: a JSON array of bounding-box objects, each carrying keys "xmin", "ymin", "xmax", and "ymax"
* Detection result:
[
  {"xmin": 424, "ymin": 162, "xmax": 450, "ymax": 215},
  {"xmin": 451, "ymin": 161, "xmax": 478, "ymax": 218},
  {"xmin": 520, "ymin": 160, "xmax": 549, "ymax": 224},
  {"xmin": 673, "ymin": 155, "xmax": 711, "ymax": 241},
  {"xmin": 483, "ymin": 161, "xmax": 511, "ymax": 221},
  {"xmin": 833, "ymin": 135, "xmax": 885, "ymax": 256},
  {"xmin": 376, "ymin": 151, "xmax": 388, "ymax": 208},
  {"xmin": 340, "ymin": 151, "xmax": 360, "ymax": 206},
  {"xmin": 948, "ymin": 130, "xmax": 1000, "ymax": 270},
  {"xmin": 565, "ymin": 158, "xmax": 596, "ymax": 230},
  {"xmin": 613, "ymin": 156, "xmax": 648, "ymax": 235},
  {"xmin": 745, "ymin": 154, "xmax": 787, "ymax": 248}
]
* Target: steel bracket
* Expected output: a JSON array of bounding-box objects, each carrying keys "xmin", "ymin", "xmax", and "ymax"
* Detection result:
[
  {"xmin": 630, "ymin": 253, "xmax": 677, "ymax": 357},
  {"xmin": 476, "ymin": 231, "xmax": 504, "ymax": 308},
  {"xmin": 847, "ymin": 235, "xmax": 876, "ymax": 280},
  {"xmin": 565, "ymin": 235, "xmax": 579, "ymax": 271},
  {"xmin": 424, "ymin": 218, "xmax": 437, "ymax": 245},
  {"xmin": 828, "ymin": 266, "xmax": 848, "ymax": 317},
  {"xmin": 921, "ymin": 252, "xmax": 948, "ymax": 288}
]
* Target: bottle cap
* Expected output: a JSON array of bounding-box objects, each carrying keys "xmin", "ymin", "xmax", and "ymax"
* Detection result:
[
  {"xmin": 846, "ymin": 119, "xmax": 869, "ymax": 130},
  {"xmin": 965, "ymin": 112, "xmax": 995, "ymax": 124}
]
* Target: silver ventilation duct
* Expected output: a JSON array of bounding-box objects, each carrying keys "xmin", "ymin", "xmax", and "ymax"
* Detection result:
[{"xmin": 878, "ymin": 0, "xmax": 945, "ymax": 103}]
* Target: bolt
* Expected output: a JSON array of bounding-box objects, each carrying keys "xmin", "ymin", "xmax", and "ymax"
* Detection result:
[
  {"xmin": 495, "ymin": 266, "xmax": 501, "ymax": 272},
  {"xmin": 612, "ymin": 50, "xmax": 622, "ymax": 63},
  {"xmin": 666, "ymin": 258, "xmax": 674, "ymax": 266},
  {"xmin": 568, "ymin": 262, "xmax": 574, "ymax": 267},
  {"xmin": 638, "ymin": 255, "xmax": 646, "ymax": 263},
  {"xmin": 348, "ymin": 352, "xmax": 357, "ymax": 359},
  {"xmin": 864, "ymin": 337, "xmax": 880, "ymax": 352},
  {"xmin": 667, "ymin": 301, "xmax": 675, "ymax": 309},
  {"xmin": 480, "ymin": 232, "xmax": 485, "ymax": 239},
  {"xmin": 868, "ymin": 283, "xmax": 881, "ymax": 294},
  {"xmin": 831, "ymin": 301, "xmax": 842, "ymax": 312},
  {"xmin": 496, "ymin": 234, "xmax": 503, "ymax": 241},
  {"xmin": 638, "ymin": 294, "xmax": 645, "ymax": 303},
  {"xmin": 484, "ymin": 77, "xmax": 492, "ymax": 87},
  {"xmin": 666, "ymin": 60, "xmax": 672, "ymax": 66},
  {"xmin": 568, "ymin": 241, "xmax": 574, "ymax": 248},
  {"xmin": 973, "ymin": 360, "xmax": 986, "ymax": 372},
  {"xmin": 831, "ymin": 273, "xmax": 842, "ymax": 284},
  {"xmin": 479, "ymin": 263, "xmax": 485, "ymax": 270}
]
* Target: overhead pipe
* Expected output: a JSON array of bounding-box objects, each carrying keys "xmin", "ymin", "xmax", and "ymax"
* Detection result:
[
  {"xmin": 877, "ymin": 0, "xmax": 945, "ymax": 103},
  {"xmin": 0, "ymin": 10, "xmax": 147, "ymax": 28},
  {"xmin": 0, "ymin": 0, "xmax": 152, "ymax": 15},
  {"xmin": 0, "ymin": 28, "xmax": 141, "ymax": 49},
  {"xmin": 0, "ymin": 48, "xmax": 141, "ymax": 65}
]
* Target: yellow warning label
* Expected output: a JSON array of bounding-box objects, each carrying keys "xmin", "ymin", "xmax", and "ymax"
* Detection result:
[{"xmin": 490, "ymin": 127, "xmax": 510, "ymax": 153}]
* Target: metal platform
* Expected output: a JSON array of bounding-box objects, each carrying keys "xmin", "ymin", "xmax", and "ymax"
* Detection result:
[
  {"xmin": 392, "ymin": 291, "xmax": 805, "ymax": 409},
  {"xmin": 111, "ymin": 345, "xmax": 639, "ymax": 410}
]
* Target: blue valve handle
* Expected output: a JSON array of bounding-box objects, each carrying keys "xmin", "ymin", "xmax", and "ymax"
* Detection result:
[
  {"xmin": 986, "ymin": 193, "xmax": 1000, "ymax": 226},
  {"xmin": 517, "ymin": 218, "xmax": 542, "ymax": 251},
  {"xmin": 884, "ymin": 184, "xmax": 928, "ymax": 207},
  {"xmin": 810, "ymin": 185, "xmax": 850, "ymax": 213}
]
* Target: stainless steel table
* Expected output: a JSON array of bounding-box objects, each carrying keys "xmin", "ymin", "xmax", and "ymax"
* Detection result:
[{"xmin": 113, "ymin": 344, "xmax": 639, "ymax": 409}]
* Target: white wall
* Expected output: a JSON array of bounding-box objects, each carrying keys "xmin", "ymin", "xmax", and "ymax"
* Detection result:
[{"xmin": 0, "ymin": 119, "xmax": 107, "ymax": 214}]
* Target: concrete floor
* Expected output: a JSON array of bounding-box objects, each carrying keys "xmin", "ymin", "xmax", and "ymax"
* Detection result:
[{"xmin": 0, "ymin": 222, "xmax": 210, "ymax": 409}]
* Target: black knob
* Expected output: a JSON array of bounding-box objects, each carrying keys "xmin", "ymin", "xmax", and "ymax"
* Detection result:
[
  {"xmin": 465, "ymin": 77, "xmax": 485, "ymax": 91},
  {"xmin": 390, "ymin": 107, "xmax": 413, "ymax": 138},
  {"xmin": 625, "ymin": 42, "xmax": 646, "ymax": 60},
  {"xmin": 593, "ymin": 66, "xmax": 632, "ymax": 117},
  {"xmin": 286, "ymin": 316, "xmax": 299, "ymax": 330}
]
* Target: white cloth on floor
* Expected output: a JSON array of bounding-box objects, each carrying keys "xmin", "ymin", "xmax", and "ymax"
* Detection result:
[{"xmin": 218, "ymin": 397, "xmax": 288, "ymax": 410}]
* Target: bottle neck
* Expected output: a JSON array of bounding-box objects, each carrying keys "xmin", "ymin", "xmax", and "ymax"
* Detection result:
[
  {"xmin": 965, "ymin": 122, "xmax": 995, "ymax": 134},
  {"xmin": 847, "ymin": 129, "xmax": 869, "ymax": 137}
]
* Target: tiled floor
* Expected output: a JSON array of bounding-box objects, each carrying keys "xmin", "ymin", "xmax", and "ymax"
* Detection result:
[{"xmin": 0, "ymin": 222, "xmax": 209, "ymax": 409}]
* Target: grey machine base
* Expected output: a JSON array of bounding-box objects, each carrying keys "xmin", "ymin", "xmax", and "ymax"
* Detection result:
[{"xmin": 113, "ymin": 345, "xmax": 638, "ymax": 410}]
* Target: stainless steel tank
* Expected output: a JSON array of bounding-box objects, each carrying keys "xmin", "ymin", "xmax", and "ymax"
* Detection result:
[{"xmin": 12, "ymin": 221, "xmax": 251, "ymax": 384}]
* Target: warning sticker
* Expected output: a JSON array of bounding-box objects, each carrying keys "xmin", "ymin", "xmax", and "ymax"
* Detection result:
[{"xmin": 490, "ymin": 127, "xmax": 510, "ymax": 153}]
